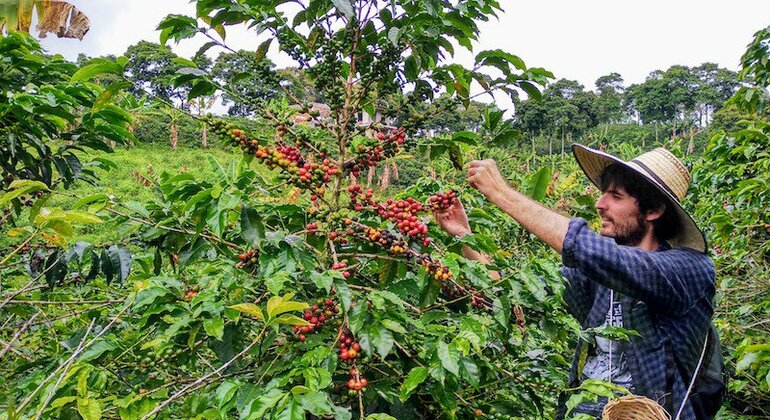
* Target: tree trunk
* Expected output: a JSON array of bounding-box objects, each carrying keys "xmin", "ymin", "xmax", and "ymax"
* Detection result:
[
  {"xmin": 654, "ymin": 121, "xmax": 658, "ymax": 143},
  {"xmin": 671, "ymin": 119, "xmax": 677, "ymax": 140},
  {"xmin": 202, "ymin": 124, "xmax": 208, "ymax": 148},
  {"xmin": 170, "ymin": 123, "xmax": 178, "ymax": 150},
  {"xmin": 549, "ymin": 134, "xmax": 553, "ymax": 159},
  {"xmin": 561, "ymin": 132, "xmax": 566, "ymax": 155},
  {"xmin": 687, "ymin": 126, "xmax": 695, "ymax": 155}
]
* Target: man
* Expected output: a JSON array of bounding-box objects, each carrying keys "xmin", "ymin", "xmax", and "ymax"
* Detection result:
[{"xmin": 434, "ymin": 144, "xmax": 723, "ymax": 419}]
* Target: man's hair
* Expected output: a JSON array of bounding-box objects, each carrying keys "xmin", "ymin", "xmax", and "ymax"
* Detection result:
[{"xmin": 599, "ymin": 164, "xmax": 681, "ymax": 243}]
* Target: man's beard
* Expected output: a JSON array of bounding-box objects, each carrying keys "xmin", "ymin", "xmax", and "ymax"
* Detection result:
[{"xmin": 602, "ymin": 211, "xmax": 648, "ymax": 246}]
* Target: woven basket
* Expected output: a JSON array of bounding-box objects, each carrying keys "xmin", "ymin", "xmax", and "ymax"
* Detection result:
[{"xmin": 602, "ymin": 395, "xmax": 671, "ymax": 420}]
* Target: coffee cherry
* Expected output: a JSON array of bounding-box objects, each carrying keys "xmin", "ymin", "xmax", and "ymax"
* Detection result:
[{"xmin": 428, "ymin": 190, "xmax": 458, "ymax": 212}]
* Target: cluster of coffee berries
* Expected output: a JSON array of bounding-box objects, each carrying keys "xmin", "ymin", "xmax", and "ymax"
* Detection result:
[
  {"xmin": 331, "ymin": 261, "xmax": 352, "ymax": 278},
  {"xmin": 345, "ymin": 128, "xmax": 407, "ymax": 177},
  {"xmin": 184, "ymin": 284, "xmax": 200, "ymax": 300},
  {"xmin": 428, "ymin": 190, "xmax": 458, "ymax": 212},
  {"xmin": 360, "ymin": 227, "xmax": 403, "ymax": 254},
  {"xmin": 379, "ymin": 198, "xmax": 429, "ymax": 244},
  {"xmin": 253, "ymin": 143, "xmax": 340, "ymax": 189},
  {"xmin": 471, "ymin": 291, "xmax": 490, "ymax": 310},
  {"xmin": 338, "ymin": 328, "xmax": 361, "ymax": 362},
  {"xmin": 345, "ymin": 366, "xmax": 368, "ymax": 394},
  {"xmin": 237, "ymin": 249, "xmax": 258, "ymax": 269},
  {"xmin": 440, "ymin": 281, "xmax": 467, "ymax": 299},
  {"xmin": 346, "ymin": 184, "xmax": 371, "ymax": 211},
  {"xmin": 347, "ymin": 187, "xmax": 431, "ymax": 245},
  {"xmin": 275, "ymin": 124, "xmax": 288, "ymax": 138},
  {"xmin": 293, "ymin": 298, "xmax": 339, "ymax": 342},
  {"xmin": 205, "ymin": 117, "xmax": 242, "ymax": 142},
  {"xmin": 415, "ymin": 253, "xmax": 453, "ymax": 282}
]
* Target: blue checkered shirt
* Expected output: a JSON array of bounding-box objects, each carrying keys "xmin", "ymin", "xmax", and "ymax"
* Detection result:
[{"xmin": 557, "ymin": 218, "xmax": 716, "ymax": 420}]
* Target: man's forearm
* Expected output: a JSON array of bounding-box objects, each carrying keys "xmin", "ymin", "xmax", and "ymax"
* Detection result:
[{"xmin": 488, "ymin": 186, "xmax": 570, "ymax": 253}]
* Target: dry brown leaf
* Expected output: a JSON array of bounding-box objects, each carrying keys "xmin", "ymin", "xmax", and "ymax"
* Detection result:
[{"xmin": 36, "ymin": 0, "xmax": 90, "ymax": 40}]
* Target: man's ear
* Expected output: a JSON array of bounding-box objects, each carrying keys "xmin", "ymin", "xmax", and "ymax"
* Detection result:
[{"xmin": 645, "ymin": 204, "xmax": 665, "ymax": 222}]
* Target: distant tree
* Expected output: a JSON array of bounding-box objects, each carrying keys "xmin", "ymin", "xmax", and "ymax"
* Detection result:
[
  {"xmin": 626, "ymin": 71, "xmax": 676, "ymax": 125},
  {"xmin": 123, "ymin": 41, "xmax": 201, "ymax": 107},
  {"xmin": 210, "ymin": 50, "xmax": 281, "ymax": 116},
  {"xmin": 693, "ymin": 63, "xmax": 739, "ymax": 125},
  {"xmin": 514, "ymin": 78, "xmax": 598, "ymax": 150},
  {"xmin": 594, "ymin": 72, "xmax": 625, "ymax": 124}
]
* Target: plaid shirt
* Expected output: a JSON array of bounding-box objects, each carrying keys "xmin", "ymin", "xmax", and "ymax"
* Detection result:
[{"xmin": 556, "ymin": 218, "xmax": 716, "ymax": 420}]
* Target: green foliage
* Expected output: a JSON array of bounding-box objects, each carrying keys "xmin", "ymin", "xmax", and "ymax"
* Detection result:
[{"xmin": 0, "ymin": 32, "xmax": 134, "ymax": 190}]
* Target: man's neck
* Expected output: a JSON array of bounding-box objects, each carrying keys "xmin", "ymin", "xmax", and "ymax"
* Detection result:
[{"xmin": 636, "ymin": 236, "xmax": 661, "ymax": 252}]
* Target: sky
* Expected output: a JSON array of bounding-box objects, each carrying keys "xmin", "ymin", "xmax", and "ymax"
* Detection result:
[{"xmin": 38, "ymin": 0, "xmax": 770, "ymax": 112}]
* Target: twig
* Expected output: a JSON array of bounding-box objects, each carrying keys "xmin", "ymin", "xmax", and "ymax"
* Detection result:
[
  {"xmin": 139, "ymin": 326, "xmax": 269, "ymax": 420},
  {"xmin": 5, "ymin": 298, "xmax": 126, "ymax": 306},
  {"xmin": 15, "ymin": 300, "xmax": 133, "ymax": 415},
  {"xmin": 348, "ymin": 284, "xmax": 421, "ymax": 314},
  {"xmin": 0, "ymin": 338, "xmax": 33, "ymax": 361},
  {"xmin": 105, "ymin": 207, "xmax": 241, "ymax": 250},
  {"xmin": 34, "ymin": 318, "xmax": 96, "ymax": 419},
  {"xmin": 0, "ymin": 312, "xmax": 40, "ymax": 361}
]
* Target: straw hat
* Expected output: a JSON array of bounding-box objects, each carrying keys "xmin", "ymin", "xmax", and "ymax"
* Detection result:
[{"xmin": 571, "ymin": 144, "xmax": 707, "ymax": 253}]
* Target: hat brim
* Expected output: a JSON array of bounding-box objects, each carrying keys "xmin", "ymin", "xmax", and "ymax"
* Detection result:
[{"xmin": 571, "ymin": 144, "xmax": 707, "ymax": 253}]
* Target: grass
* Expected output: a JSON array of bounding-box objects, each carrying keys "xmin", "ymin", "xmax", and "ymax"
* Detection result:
[{"xmin": 5, "ymin": 143, "xmax": 242, "ymax": 247}]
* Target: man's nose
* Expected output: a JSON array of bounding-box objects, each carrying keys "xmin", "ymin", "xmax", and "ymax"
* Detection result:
[{"xmin": 596, "ymin": 193, "xmax": 608, "ymax": 210}]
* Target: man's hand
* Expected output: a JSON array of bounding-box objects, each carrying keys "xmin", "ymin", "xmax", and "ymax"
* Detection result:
[
  {"xmin": 433, "ymin": 199, "xmax": 472, "ymax": 237},
  {"xmin": 467, "ymin": 159, "xmax": 510, "ymax": 202}
]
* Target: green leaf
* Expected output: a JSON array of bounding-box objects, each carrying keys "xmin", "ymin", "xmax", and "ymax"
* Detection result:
[
  {"xmin": 0, "ymin": 180, "xmax": 48, "ymax": 206},
  {"xmin": 268, "ymin": 300, "xmax": 310, "ymax": 318},
  {"xmin": 71, "ymin": 61, "xmax": 124, "ymax": 82},
  {"xmin": 368, "ymin": 323, "xmax": 395, "ymax": 359},
  {"xmin": 275, "ymin": 395, "xmax": 304, "ymax": 420},
  {"xmin": 76, "ymin": 397, "xmax": 101, "ymax": 420},
  {"xmin": 255, "ymin": 38, "xmax": 273, "ymax": 61},
  {"xmin": 215, "ymin": 380, "xmax": 239, "ymax": 411},
  {"xmin": 204, "ymin": 318, "xmax": 225, "ymax": 340},
  {"xmin": 273, "ymin": 314, "xmax": 312, "ymax": 326},
  {"xmin": 51, "ymin": 396, "xmax": 78, "ymax": 408},
  {"xmin": 248, "ymin": 388, "xmax": 286, "ymax": 418},
  {"xmin": 331, "ymin": 0, "xmax": 355, "ymax": 18},
  {"xmin": 241, "ymin": 206, "xmax": 265, "ymax": 246},
  {"xmin": 266, "ymin": 271, "xmax": 291, "ymax": 296},
  {"xmin": 437, "ymin": 341, "xmax": 459, "ymax": 376},
  {"xmin": 527, "ymin": 166, "xmax": 551, "ymax": 202},
  {"xmin": 366, "ymin": 415, "xmax": 398, "ymax": 420},
  {"xmin": 228, "ymin": 303, "xmax": 264, "ymax": 320},
  {"xmin": 310, "ymin": 271, "xmax": 335, "ymax": 293},
  {"xmin": 381, "ymin": 319, "xmax": 407, "ymax": 334},
  {"xmin": 72, "ymin": 193, "xmax": 109, "ymax": 210},
  {"xmin": 79, "ymin": 339, "xmax": 117, "ymax": 362},
  {"xmin": 400, "ymin": 367, "xmax": 429, "ymax": 401},
  {"xmin": 459, "ymin": 357, "xmax": 480, "ymax": 388},
  {"xmin": 333, "ymin": 279, "xmax": 353, "ymax": 312},
  {"xmin": 107, "ymin": 245, "xmax": 132, "ymax": 283},
  {"xmin": 296, "ymin": 391, "xmax": 334, "ymax": 415}
]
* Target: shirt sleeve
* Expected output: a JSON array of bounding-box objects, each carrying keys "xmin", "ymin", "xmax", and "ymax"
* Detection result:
[{"xmin": 561, "ymin": 218, "xmax": 715, "ymax": 314}]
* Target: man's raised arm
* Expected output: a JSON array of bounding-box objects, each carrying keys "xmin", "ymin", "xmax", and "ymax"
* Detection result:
[{"xmin": 467, "ymin": 159, "xmax": 570, "ymax": 253}]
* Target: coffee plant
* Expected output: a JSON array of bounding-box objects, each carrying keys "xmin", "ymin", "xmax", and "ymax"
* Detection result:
[{"xmin": 12, "ymin": 2, "xmax": 770, "ymax": 420}]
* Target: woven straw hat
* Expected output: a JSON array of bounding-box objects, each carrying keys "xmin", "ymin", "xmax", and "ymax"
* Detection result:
[{"xmin": 572, "ymin": 144, "xmax": 707, "ymax": 253}]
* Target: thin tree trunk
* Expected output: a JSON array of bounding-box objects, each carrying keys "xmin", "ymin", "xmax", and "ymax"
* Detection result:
[
  {"xmin": 202, "ymin": 124, "xmax": 208, "ymax": 148},
  {"xmin": 170, "ymin": 123, "xmax": 178, "ymax": 151}
]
